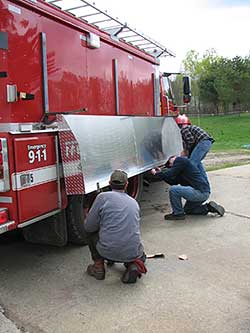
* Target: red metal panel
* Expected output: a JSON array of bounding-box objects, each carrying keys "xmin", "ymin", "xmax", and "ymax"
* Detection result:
[
  {"xmin": 41, "ymin": 15, "xmax": 88, "ymax": 113},
  {"xmin": 13, "ymin": 134, "xmax": 59, "ymax": 222},
  {"xmin": 0, "ymin": 0, "xmax": 44, "ymax": 123},
  {"xmin": 86, "ymin": 42, "xmax": 115, "ymax": 115},
  {"xmin": 118, "ymin": 50, "xmax": 155, "ymax": 116},
  {"xmin": 0, "ymin": 0, "xmax": 157, "ymax": 122},
  {"xmin": 0, "ymin": 25, "xmax": 10, "ymax": 119},
  {"xmin": 132, "ymin": 57, "xmax": 155, "ymax": 116}
]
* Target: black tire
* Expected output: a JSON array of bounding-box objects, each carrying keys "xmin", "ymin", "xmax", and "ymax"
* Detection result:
[
  {"xmin": 127, "ymin": 174, "xmax": 144, "ymax": 202},
  {"xmin": 66, "ymin": 195, "xmax": 88, "ymax": 245}
]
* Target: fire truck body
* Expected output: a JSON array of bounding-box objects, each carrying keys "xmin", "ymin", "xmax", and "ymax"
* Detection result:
[{"xmin": 0, "ymin": 0, "xmax": 184, "ymax": 244}]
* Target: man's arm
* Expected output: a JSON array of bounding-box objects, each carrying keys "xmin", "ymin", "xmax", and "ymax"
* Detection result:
[
  {"xmin": 157, "ymin": 158, "xmax": 187, "ymax": 184},
  {"xmin": 84, "ymin": 194, "xmax": 103, "ymax": 232}
]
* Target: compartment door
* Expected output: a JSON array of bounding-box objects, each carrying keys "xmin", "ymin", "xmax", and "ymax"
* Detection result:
[{"xmin": 13, "ymin": 135, "xmax": 59, "ymax": 223}]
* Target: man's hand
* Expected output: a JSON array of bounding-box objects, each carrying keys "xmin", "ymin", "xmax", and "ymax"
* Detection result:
[
  {"xmin": 180, "ymin": 150, "xmax": 188, "ymax": 157},
  {"xmin": 151, "ymin": 167, "xmax": 161, "ymax": 175}
]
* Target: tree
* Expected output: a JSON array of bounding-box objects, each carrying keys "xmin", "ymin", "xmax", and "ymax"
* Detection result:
[{"xmin": 182, "ymin": 50, "xmax": 250, "ymax": 114}]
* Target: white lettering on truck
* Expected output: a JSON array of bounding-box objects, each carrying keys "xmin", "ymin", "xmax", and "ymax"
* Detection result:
[{"xmin": 28, "ymin": 144, "xmax": 47, "ymax": 164}]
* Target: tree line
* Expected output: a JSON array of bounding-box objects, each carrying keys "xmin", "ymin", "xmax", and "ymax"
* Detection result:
[{"xmin": 181, "ymin": 49, "xmax": 250, "ymax": 115}]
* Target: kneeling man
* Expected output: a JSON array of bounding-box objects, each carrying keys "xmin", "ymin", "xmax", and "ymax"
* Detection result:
[{"xmin": 151, "ymin": 156, "xmax": 225, "ymax": 220}]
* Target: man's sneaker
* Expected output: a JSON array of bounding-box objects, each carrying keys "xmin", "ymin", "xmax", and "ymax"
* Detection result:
[
  {"xmin": 121, "ymin": 264, "xmax": 139, "ymax": 284},
  {"xmin": 164, "ymin": 213, "xmax": 185, "ymax": 220},
  {"xmin": 207, "ymin": 201, "xmax": 225, "ymax": 216},
  {"xmin": 87, "ymin": 260, "xmax": 105, "ymax": 280}
]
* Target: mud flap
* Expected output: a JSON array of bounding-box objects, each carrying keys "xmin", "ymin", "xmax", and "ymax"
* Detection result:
[{"xmin": 22, "ymin": 211, "xmax": 67, "ymax": 247}]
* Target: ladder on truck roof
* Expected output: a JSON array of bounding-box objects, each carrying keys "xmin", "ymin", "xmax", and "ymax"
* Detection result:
[{"xmin": 44, "ymin": 0, "xmax": 175, "ymax": 58}]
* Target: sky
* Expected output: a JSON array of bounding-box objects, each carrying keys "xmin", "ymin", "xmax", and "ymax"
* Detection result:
[{"xmin": 88, "ymin": 0, "xmax": 250, "ymax": 72}]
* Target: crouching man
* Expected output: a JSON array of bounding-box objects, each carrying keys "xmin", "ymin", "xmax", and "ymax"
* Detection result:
[
  {"xmin": 84, "ymin": 170, "xmax": 147, "ymax": 284},
  {"xmin": 151, "ymin": 156, "xmax": 225, "ymax": 220}
]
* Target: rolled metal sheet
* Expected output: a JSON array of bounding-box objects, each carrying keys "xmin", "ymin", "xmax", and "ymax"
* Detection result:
[{"xmin": 58, "ymin": 115, "xmax": 182, "ymax": 194}]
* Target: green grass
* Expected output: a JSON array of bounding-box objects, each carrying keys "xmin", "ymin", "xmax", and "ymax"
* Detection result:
[
  {"xmin": 190, "ymin": 113, "xmax": 250, "ymax": 151},
  {"xmin": 206, "ymin": 161, "xmax": 250, "ymax": 172}
]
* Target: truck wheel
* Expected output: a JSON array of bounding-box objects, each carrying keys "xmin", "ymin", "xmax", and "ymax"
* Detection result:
[
  {"xmin": 66, "ymin": 195, "xmax": 88, "ymax": 245},
  {"xmin": 127, "ymin": 174, "xmax": 144, "ymax": 201}
]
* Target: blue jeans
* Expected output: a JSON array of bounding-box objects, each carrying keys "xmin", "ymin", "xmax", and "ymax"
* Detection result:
[
  {"xmin": 169, "ymin": 185, "xmax": 210, "ymax": 215},
  {"xmin": 189, "ymin": 139, "xmax": 212, "ymax": 181}
]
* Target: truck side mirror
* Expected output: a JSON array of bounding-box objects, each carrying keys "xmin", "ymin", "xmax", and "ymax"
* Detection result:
[{"xmin": 183, "ymin": 76, "xmax": 191, "ymax": 104}]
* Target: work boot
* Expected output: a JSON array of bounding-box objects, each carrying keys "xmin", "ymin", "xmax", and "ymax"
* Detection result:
[
  {"xmin": 164, "ymin": 213, "xmax": 185, "ymax": 220},
  {"xmin": 207, "ymin": 201, "xmax": 225, "ymax": 216},
  {"xmin": 87, "ymin": 259, "xmax": 105, "ymax": 280},
  {"xmin": 121, "ymin": 263, "xmax": 139, "ymax": 284}
]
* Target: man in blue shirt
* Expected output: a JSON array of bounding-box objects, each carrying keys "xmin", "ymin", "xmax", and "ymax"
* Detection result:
[{"xmin": 151, "ymin": 156, "xmax": 224, "ymax": 220}]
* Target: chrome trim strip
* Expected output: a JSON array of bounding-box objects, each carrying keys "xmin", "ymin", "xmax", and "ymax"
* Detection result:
[
  {"xmin": 55, "ymin": 135, "xmax": 62, "ymax": 208},
  {"xmin": 113, "ymin": 59, "xmax": 119, "ymax": 115},
  {"xmin": 0, "ymin": 196, "xmax": 13, "ymax": 203},
  {"xmin": 0, "ymin": 221, "xmax": 15, "ymax": 234},
  {"xmin": 41, "ymin": 32, "xmax": 49, "ymax": 113},
  {"xmin": 0, "ymin": 138, "xmax": 10, "ymax": 192},
  {"xmin": 18, "ymin": 209, "xmax": 61, "ymax": 228},
  {"xmin": 10, "ymin": 128, "xmax": 58, "ymax": 134},
  {"xmin": 153, "ymin": 67, "xmax": 161, "ymax": 116},
  {"xmin": 0, "ymin": 122, "xmax": 58, "ymax": 133}
]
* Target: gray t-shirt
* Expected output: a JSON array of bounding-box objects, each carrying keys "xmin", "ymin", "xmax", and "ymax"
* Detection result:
[{"xmin": 84, "ymin": 191, "xmax": 144, "ymax": 262}]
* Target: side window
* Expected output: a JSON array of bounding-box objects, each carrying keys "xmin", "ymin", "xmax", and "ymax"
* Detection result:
[{"xmin": 163, "ymin": 77, "xmax": 173, "ymax": 100}]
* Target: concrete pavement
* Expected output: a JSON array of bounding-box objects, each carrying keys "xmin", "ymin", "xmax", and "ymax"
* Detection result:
[
  {"xmin": 0, "ymin": 306, "xmax": 20, "ymax": 333},
  {"xmin": 0, "ymin": 165, "xmax": 250, "ymax": 333}
]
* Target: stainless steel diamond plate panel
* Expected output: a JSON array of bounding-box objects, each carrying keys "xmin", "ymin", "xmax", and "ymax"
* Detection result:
[{"xmin": 58, "ymin": 115, "xmax": 182, "ymax": 194}]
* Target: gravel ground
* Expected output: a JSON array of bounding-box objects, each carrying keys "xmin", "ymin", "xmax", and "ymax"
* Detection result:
[{"xmin": 204, "ymin": 151, "xmax": 250, "ymax": 169}]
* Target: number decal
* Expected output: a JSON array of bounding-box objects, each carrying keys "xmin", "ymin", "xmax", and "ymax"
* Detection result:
[
  {"xmin": 28, "ymin": 144, "xmax": 47, "ymax": 164},
  {"xmin": 28, "ymin": 150, "xmax": 35, "ymax": 164},
  {"xmin": 42, "ymin": 148, "xmax": 47, "ymax": 161},
  {"xmin": 20, "ymin": 173, "xmax": 34, "ymax": 187}
]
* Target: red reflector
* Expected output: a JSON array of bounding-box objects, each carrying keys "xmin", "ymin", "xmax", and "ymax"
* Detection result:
[{"xmin": 0, "ymin": 209, "xmax": 8, "ymax": 224}]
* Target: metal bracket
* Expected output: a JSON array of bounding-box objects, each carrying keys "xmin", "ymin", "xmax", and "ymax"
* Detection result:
[{"xmin": 6, "ymin": 85, "xmax": 17, "ymax": 103}]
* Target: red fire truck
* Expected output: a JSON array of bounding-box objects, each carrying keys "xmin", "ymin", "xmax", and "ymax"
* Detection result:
[{"xmin": 0, "ymin": 0, "xmax": 190, "ymax": 245}]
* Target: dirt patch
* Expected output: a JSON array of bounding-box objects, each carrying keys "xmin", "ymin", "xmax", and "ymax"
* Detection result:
[{"xmin": 204, "ymin": 151, "xmax": 250, "ymax": 169}]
